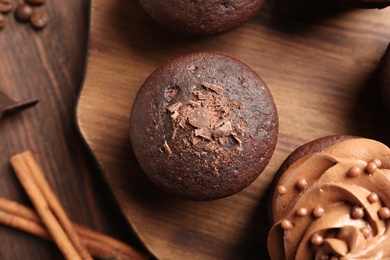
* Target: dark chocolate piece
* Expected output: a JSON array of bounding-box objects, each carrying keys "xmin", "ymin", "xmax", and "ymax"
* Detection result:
[{"xmin": 0, "ymin": 92, "xmax": 39, "ymax": 120}]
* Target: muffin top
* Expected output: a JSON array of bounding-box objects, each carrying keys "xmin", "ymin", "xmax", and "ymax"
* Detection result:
[
  {"xmin": 138, "ymin": 0, "xmax": 264, "ymax": 36},
  {"xmin": 129, "ymin": 52, "xmax": 278, "ymax": 200}
]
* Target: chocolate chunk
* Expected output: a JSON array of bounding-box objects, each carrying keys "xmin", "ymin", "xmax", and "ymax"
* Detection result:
[
  {"xmin": 194, "ymin": 128, "xmax": 213, "ymax": 141},
  {"xmin": 202, "ymin": 82, "xmax": 224, "ymax": 95},
  {"xmin": 187, "ymin": 107, "xmax": 209, "ymax": 128},
  {"xmin": 216, "ymin": 121, "xmax": 233, "ymax": 136},
  {"xmin": 0, "ymin": 92, "xmax": 39, "ymax": 120},
  {"xmin": 167, "ymin": 102, "xmax": 182, "ymax": 113}
]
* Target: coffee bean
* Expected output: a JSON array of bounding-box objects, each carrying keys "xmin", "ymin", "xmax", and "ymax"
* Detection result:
[
  {"xmin": 30, "ymin": 9, "xmax": 48, "ymax": 29},
  {"xmin": 0, "ymin": 13, "xmax": 6, "ymax": 29},
  {"xmin": 25, "ymin": 0, "xmax": 45, "ymax": 5},
  {"xmin": 0, "ymin": 0, "xmax": 13, "ymax": 14},
  {"xmin": 15, "ymin": 3, "xmax": 33, "ymax": 22}
]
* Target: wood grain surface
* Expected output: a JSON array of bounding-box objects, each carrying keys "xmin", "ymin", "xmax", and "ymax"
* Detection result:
[
  {"xmin": 77, "ymin": 0, "xmax": 390, "ymax": 259},
  {"xmin": 0, "ymin": 0, "xmax": 147, "ymax": 259}
]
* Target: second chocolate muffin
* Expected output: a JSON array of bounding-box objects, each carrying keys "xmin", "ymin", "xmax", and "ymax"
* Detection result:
[
  {"xmin": 380, "ymin": 43, "xmax": 390, "ymax": 116},
  {"xmin": 138, "ymin": 0, "xmax": 264, "ymax": 37},
  {"xmin": 129, "ymin": 52, "xmax": 278, "ymax": 200}
]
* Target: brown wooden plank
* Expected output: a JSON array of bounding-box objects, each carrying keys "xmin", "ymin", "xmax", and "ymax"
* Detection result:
[
  {"xmin": 77, "ymin": 0, "xmax": 390, "ymax": 259},
  {"xmin": 0, "ymin": 0, "xmax": 145, "ymax": 259}
]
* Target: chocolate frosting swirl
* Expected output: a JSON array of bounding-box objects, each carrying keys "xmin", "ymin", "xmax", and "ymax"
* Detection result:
[{"xmin": 268, "ymin": 138, "xmax": 390, "ymax": 259}]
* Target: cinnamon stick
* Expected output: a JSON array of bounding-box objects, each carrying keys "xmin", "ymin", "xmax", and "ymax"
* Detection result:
[
  {"xmin": 0, "ymin": 198, "xmax": 149, "ymax": 260},
  {"xmin": 0, "ymin": 198, "xmax": 40, "ymax": 222},
  {"xmin": 0, "ymin": 209, "xmax": 50, "ymax": 239},
  {"xmin": 0, "ymin": 198, "xmax": 149, "ymax": 259},
  {"xmin": 18, "ymin": 151, "xmax": 92, "ymax": 260},
  {"xmin": 10, "ymin": 154, "xmax": 83, "ymax": 260}
]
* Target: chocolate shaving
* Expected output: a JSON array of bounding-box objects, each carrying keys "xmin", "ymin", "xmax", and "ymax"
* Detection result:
[
  {"xmin": 163, "ymin": 140, "xmax": 173, "ymax": 158},
  {"xmin": 194, "ymin": 91, "xmax": 207, "ymax": 100},
  {"xmin": 194, "ymin": 128, "xmax": 213, "ymax": 141},
  {"xmin": 167, "ymin": 102, "xmax": 182, "ymax": 112},
  {"xmin": 187, "ymin": 107, "xmax": 209, "ymax": 129},
  {"xmin": 183, "ymin": 139, "xmax": 191, "ymax": 147},
  {"xmin": 235, "ymin": 123, "xmax": 245, "ymax": 136},
  {"xmin": 167, "ymin": 102, "xmax": 182, "ymax": 120},
  {"xmin": 189, "ymin": 100, "xmax": 201, "ymax": 108},
  {"xmin": 203, "ymin": 142, "xmax": 215, "ymax": 152},
  {"xmin": 231, "ymin": 133, "xmax": 243, "ymax": 146},
  {"xmin": 0, "ymin": 92, "xmax": 39, "ymax": 120},
  {"xmin": 216, "ymin": 121, "xmax": 233, "ymax": 136},
  {"xmin": 171, "ymin": 127, "xmax": 178, "ymax": 140},
  {"xmin": 202, "ymin": 82, "xmax": 224, "ymax": 95},
  {"xmin": 189, "ymin": 135, "xmax": 199, "ymax": 145},
  {"xmin": 165, "ymin": 82, "xmax": 247, "ymax": 173},
  {"xmin": 194, "ymin": 151, "xmax": 201, "ymax": 157},
  {"xmin": 218, "ymin": 137, "xmax": 228, "ymax": 145}
]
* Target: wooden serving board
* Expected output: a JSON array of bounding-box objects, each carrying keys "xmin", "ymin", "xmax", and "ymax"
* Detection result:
[{"xmin": 76, "ymin": 0, "xmax": 390, "ymax": 259}]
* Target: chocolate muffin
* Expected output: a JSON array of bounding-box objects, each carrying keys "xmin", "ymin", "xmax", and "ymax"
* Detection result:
[
  {"xmin": 267, "ymin": 135, "xmax": 390, "ymax": 259},
  {"xmin": 380, "ymin": 43, "xmax": 390, "ymax": 116},
  {"xmin": 129, "ymin": 52, "xmax": 278, "ymax": 201},
  {"xmin": 336, "ymin": 0, "xmax": 390, "ymax": 8},
  {"xmin": 138, "ymin": 0, "xmax": 264, "ymax": 37}
]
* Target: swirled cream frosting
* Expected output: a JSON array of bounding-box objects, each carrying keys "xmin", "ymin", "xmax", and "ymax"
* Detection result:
[{"xmin": 268, "ymin": 138, "xmax": 390, "ymax": 260}]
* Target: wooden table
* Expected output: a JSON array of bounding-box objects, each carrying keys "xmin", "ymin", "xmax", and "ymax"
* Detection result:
[
  {"xmin": 0, "ymin": 0, "xmax": 146, "ymax": 259},
  {"xmin": 2, "ymin": 0, "xmax": 390, "ymax": 259}
]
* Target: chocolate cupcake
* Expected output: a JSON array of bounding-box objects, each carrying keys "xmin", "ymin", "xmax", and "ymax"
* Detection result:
[
  {"xmin": 380, "ymin": 43, "xmax": 390, "ymax": 116},
  {"xmin": 138, "ymin": 0, "xmax": 264, "ymax": 37},
  {"xmin": 129, "ymin": 52, "xmax": 278, "ymax": 201},
  {"xmin": 268, "ymin": 135, "xmax": 390, "ymax": 259},
  {"xmin": 336, "ymin": 0, "xmax": 390, "ymax": 8}
]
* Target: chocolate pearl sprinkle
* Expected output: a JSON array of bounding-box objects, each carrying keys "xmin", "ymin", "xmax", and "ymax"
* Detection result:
[
  {"xmin": 351, "ymin": 206, "xmax": 364, "ymax": 219},
  {"xmin": 30, "ymin": 9, "xmax": 48, "ymax": 29},
  {"xmin": 15, "ymin": 3, "xmax": 33, "ymax": 22},
  {"xmin": 360, "ymin": 227, "xmax": 372, "ymax": 238},
  {"xmin": 277, "ymin": 185, "xmax": 287, "ymax": 195},
  {"xmin": 367, "ymin": 192, "xmax": 379, "ymax": 203},
  {"xmin": 366, "ymin": 162, "xmax": 377, "ymax": 174},
  {"xmin": 296, "ymin": 179, "xmax": 308, "ymax": 190},
  {"xmin": 347, "ymin": 166, "xmax": 362, "ymax": 177},
  {"xmin": 310, "ymin": 233, "xmax": 323, "ymax": 246},
  {"xmin": 313, "ymin": 206, "xmax": 325, "ymax": 218},
  {"xmin": 378, "ymin": 207, "xmax": 390, "ymax": 219},
  {"xmin": 296, "ymin": 207, "xmax": 308, "ymax": 217},
  {"xmin": 281, "ymin": 219, "xmax": 293, "ymax": 230}
]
